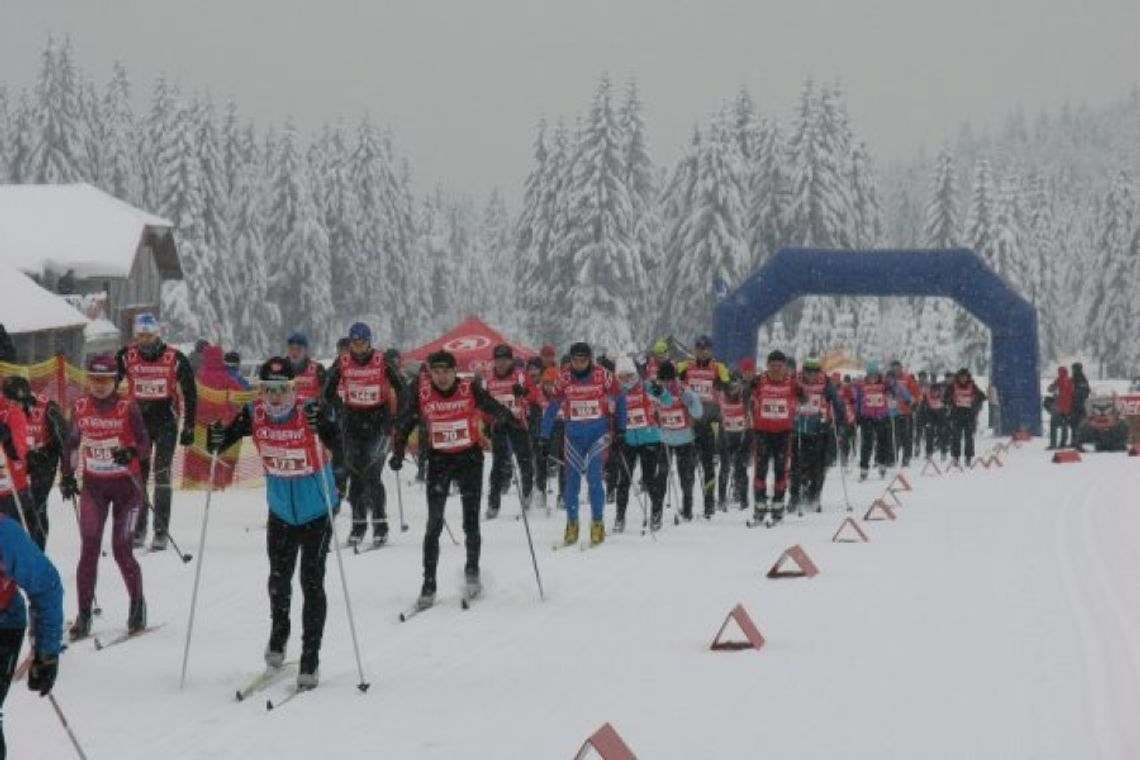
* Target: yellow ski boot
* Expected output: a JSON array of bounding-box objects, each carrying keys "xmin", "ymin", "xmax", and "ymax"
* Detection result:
[
  {"xmin": 563, "ymin": 520, "xmax": 579, "ymax": 545},
  {"xmin": 590, "ymin": 521, "xmax": 605, "ymax": 546}
]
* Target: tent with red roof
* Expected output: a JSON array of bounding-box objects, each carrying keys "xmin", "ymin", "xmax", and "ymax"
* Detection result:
[{"xmin": 405, "ymin": 315, "xmax": 535, "ymax": 374}]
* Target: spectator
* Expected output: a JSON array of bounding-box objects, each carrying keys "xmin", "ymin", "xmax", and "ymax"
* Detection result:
[
  {"xmin": 189, "ymin": 339, "xmax": 210, "ymax": 375},
  {"xmin": 224, "ymin": 351, "xmax": 251, "ymax": 390},
  {"xmin": 0, "ymin": 323, "xmax": 15, "ymax": 363},
  {"xmin": 1046, "ymin": 366, "xmax": 1074, "ymax": 449}
]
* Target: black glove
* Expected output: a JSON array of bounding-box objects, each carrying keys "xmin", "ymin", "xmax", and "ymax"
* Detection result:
[
  {"xmin": 111, "ymin": 447, "xmax": 137, "ymax": 466},
  {"xmin": 648, "ymin": 381, "xmax": 664, "ymax": 397},
  {"xmin": 304, "ymin": 399, "xmax": 324, "ymax": 430},
  {"xmin": 206, "ymin": 422, "xmax": 226, "ymax": 453},
  {"xmin": 179, "ymin": 427, "xmax": 195, "ymax": 447},
  {"xmin": 0, "ymin": 421, "xmax": 10, "ymax": 447},
  {"xmin": 612, "ymin": 429, "xmax": 626, "ymax": 449},
  {"xmin": 59, "ymin": 474, "xmax": 79, "ymax": 500},
  {"xmin": 389, "ymin": 452, "xmax": 404, "ymax": 471},
  {"xmin": 27, "ymin": 653, "xmax": 58, "ymax": 696},
  {"xmin": 512, "ymin": 383, "xmax": 528, "ymax": 398},
  {"xmin": 537, "ymin": 439, "xmax": 550, "ymax": 463}
]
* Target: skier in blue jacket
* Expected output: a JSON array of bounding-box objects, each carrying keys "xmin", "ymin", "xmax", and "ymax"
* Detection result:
[
  {"xmin": 539, "ymin": 343, "xmax": 627, "ymax": 546},
  {"xmin": 207, "ymin": 357, "xmax": 342, "ymax": 690},
  {"xmin": 0, "ymin": 512, "xmax": 64, "ymax": 755}
]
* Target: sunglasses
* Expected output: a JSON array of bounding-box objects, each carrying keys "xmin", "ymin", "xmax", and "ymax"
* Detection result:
[{"xmin": 261, "ymin": 380, "xmax": 294, "ymax": 394}]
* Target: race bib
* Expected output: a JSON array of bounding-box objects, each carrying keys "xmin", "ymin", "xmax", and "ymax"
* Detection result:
[
  {"xmin": 134, "ymin": 378, "xmax": 168, "ymax": 399},
  {"xmin": 346, "ymin": 385, "xmax": 382, "ymax": 406},
  {"xmin": 760, "ymin": 399, "xmax": 789, "ymax": 420},
  {"xmin": 430, "ymin": 419, "xmax": 473, "ymax": 451},
  {"xmin": 660, "ymin": 408, "xmax": 687, "ymax": 430},
  {"xmin": 260, "ymin": 445, "xmax": 313, "ymax": 477},
  {"xmin": 627, "ymin": 407, "xmax": 649, "ymax": 430},
  {"xmin": 83, "ymin": 438, "xmax": 126, "ymax": 475},
  {"xmin": 864, "ymin": 392, "xmax": 885, "ymax": 409},
  {"xmin": 800, "ymin": 398, "xmax": 821, "ymax": 415},
  {"xmin": 689, "ymin": 379, "xmax": 714, "ymax": 399},
  {"xmin": 568, "ymin": 399, "xmax": 602, "ymax": 421},
  {"xmin": 494, "ymin": 394, "xmax": 519, "ymax": 414}
]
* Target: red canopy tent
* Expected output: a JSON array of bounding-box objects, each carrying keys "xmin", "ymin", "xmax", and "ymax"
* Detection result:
[{"xmin": 405, "ymin": 315, "xmax": 536, "ymax": 374}]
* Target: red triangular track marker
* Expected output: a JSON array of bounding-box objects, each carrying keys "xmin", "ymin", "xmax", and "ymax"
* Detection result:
[
  {"xmin": 887, "ymin": 473, "xmax": 912, "ymax": 492},
  {"xmin": 832, "ymin": 517, "xmax": 869, "ymax": 542},
  {"xmin": 767, "ymin": 544, "xmax": 820, "ymax": 578},
  {"xmin": 1129, "ymin": 444, "xmax": 1139, "ymax": 457},
  {"xmin": 1052, "ymin": 450, "xmax": 1082, "ymax": 464},
  {"xmin": 863, "ymin": 499, "xmax": 896, "ymax": 521},
  {"xmin": 574, "ymin": 723, "xmax": 638, "ymax": 760},
  {"xmin": 710, "ymin": 604, "xmax": 766, "ymax": 651},
  {"xmin": 920, "ymin": 458, "xmax": 943, "ymax": 476}
]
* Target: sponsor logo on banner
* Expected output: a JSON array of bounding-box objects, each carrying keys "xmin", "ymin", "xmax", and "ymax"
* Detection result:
[
  {"xmin": 1117, "ymin": 395, "xmax": 1140, "ymax": 417},
  {"xmin": 443, "ymin": 335, "xmax": 493, "ymax": 352}
]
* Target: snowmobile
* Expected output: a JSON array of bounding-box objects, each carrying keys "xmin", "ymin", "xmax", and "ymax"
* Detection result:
[{"xmin": 1075, "ymin": 394, "xmax": 1131, "ymax": 452}]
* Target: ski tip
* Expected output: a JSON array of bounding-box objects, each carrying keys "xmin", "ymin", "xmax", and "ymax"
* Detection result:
[
  {"xmin": 398, "ymin": 612, "xmax": 407, "ymax": 622},
  {"xmin": 461, "ymin": 598, "xmax": 469, "ymax": 610},
  {"xmin": 235, "ymin": 690, "xmax": 245, "ymax": 702},
  {"xmin": 265, "ymin": 699, "xmax": 274, "ymax": 711},
  {"xmin": 357, "ymin": 682, "xmax": 371, "ymax": 694}
]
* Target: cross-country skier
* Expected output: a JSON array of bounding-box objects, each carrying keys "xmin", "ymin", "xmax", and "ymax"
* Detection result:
[
  {"xmin": 788, "ymin": 358, "xmax": 845, "ymax": 512},
  {"xmin": 613, "ymin": 357, "xmax": 669, "ymax": 532},
  {"xmin": 920, "ymin": 373, "xmax": 950, "ymax": 460},
  {"xmin": 855, "ymin": 361, "xmax": 906, "ymax": 480},
  {"xmin": 207, "ymin": 357, "xmax": 341, "ymax": 689},
  {"xmin": 944, "ymin": 368, "xmax": 984, "ymax": 467},
  {"xmin": 523, "ymin": 358, "xmax": 548, "ymax": 509},
  {"xmin": 643, "ymin": 340, "xmax": 670, "ymax": 380},
  {"xmin": 537, "ymin": 368, "xmax": 565, "ymax": 506},
  {"xmin": 61, "ymin": 355, "xmax": 150, "ymax": 641},
  {"xmin": 2, "ymin": 377, "xmax": 65, "ymax": 549},
  {"xmin": 389, "ymin": 350, "xmax": 520, "ymax": 608},
  {"xmin": 654, "ymin": 361, "xmax": 704, "ymax": 521},
  {"xmin": 888, "ymin": 360, "xmax": 920, "ymax": 467},
  {"xmin": 539, "ymin": 343, "xmax": 627, "ymax": 546},
  {"xmin": 0, "ymin": 511, "xmax": 64, "ymax": 755},
  {"xmin": 481, "ymin": 345, "xmax": 534, "ymax": 519},
  {"xmin": 749, "ymin": 350, "xmax": 799, "ymax": 525},
  {"xmin": 322, "ymin": 322, "xmax": 403, "ymax": 548},
  {"xmin": 716, "ymin": 373, "xmax": 751, "ymax": 511},
  {"xmin": 676, "ymin": 336, "xmax": 731, "ymax": 518},
  {"xmin": 115, "ymin": 313, "xmax": 197, "ymax": 551},
  {"xmin": 286, "ymin": 332, "xmax": 327, "ymax": 403},
  {"xmin": 0, "ymin": 393, "xmax": 31, "ymax": 531}
]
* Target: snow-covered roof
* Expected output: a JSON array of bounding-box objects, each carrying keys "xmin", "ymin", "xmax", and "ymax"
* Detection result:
[
  {"xmin": 0, "ymin": 264, "xmax": 89, "ymax": 334},
  {"xmin": 0, "ymin": 183, "xmax": 181, "ymax": 280},
  {"xmin": 84, "ymin": 318, "xmax": 121, "ymax": 339}
]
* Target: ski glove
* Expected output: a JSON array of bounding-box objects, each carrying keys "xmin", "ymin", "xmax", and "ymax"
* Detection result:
[
  {"xmin": 512, "ymin": 383, "xmax": 528, "ymax": 398},
  {"xmin": 304, "ymin": 399, "xmax": 325, "ymax": 430},
  {"xmin": 0, "ymin": 420, "xmax": 10, "ymax": 447},
  {"xmin": 388, "ymin": 453, "xmax": 404, "ymax": 471},
  {"xmin": 59, "ymin": 474, "xmax": 79, "ymax": 500},
  {"xmin": 206, "ymin": 422, "xmax": 226, "ymax": 454},
  {"xmin": 111, "ymin": 447, "xmax": 138, "ymax": 466},
  {"xmin": 648, "ymin": 381, "xmax": 664, "ymax": 398},
  {"xmin": 179, "ymin": 428, "xmax": 195, "ymax": 447},
  {"xmin": 612, "ymin": 429, "xmax": 626, "ymax": 449},
  {"xmin": 28, "ymin": 653, "xmax": 58, "ymax": 696}
]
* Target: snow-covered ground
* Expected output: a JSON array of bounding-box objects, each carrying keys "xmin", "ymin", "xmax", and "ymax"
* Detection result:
[{"xmin": 9, "ymin": 436, "xmax": 1140, "ymax": 759}]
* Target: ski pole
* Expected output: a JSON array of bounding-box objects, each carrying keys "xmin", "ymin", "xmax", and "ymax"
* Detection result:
[
  {"xmin": 314, "ymin": 440, "xmax": 370, "ymax": 694},
  {"xmin": 507, "ymin": 437, "xmax": 544, "ymax": 600},
  {"xmin": 394, "ymin": 465, "xmax": 409, "ymax": 533},
  {"xmin": 0, "ymin": 447, "xmax": 33, "ymax": 533},
  {"xmin": 179, "ymin": 451, "xmax": 218, "ymax": 689},
  {"xmin": 832, "ymin": 421, "xmax": 853, "ymax": 512},
  {"xmin": 618, "ymin": 448, "xmax": 655, "ymax": 541},
  {"xmin": 63, "ymin": 496, "xmax": 103, "ymax": 615},
  {"xmin": 127, "ymin": 472, "xmax": 192, "ymax": 563},
  {"xmin": 48, "ymin": 694, "xmax": 89, "ymax": 760}
]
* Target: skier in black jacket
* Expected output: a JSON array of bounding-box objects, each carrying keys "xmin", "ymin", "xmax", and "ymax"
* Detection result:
[
  {"xmin": 322, "ymin": 323, "xmax": 404, "ymax": 548},
  {"xmin": 114, "ymin": 313, "xmax": 197, "ymax": 551},
  {"xmin": 390, "ymin": 350, "xmax": 519, "ymax": 610},
  {"xmin": 943, "ymin": 368, "xmax": 985, "ymax": 467}
]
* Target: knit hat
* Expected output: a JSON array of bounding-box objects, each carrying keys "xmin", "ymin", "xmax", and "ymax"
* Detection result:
[
  {"xmin": 86, "ymin": 354, "xmax": 118, "ymax": 377},
  {"xmin": 615, "ymin": 356, "xmax": 637, "ymax": 377}
]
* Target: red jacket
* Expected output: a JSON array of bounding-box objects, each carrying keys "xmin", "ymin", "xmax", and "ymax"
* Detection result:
[{"xmin": 1051, "ymin": 369, "xmax": 1074, "ymax": 414}]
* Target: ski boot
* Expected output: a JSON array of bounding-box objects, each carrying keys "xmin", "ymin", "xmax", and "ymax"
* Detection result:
[
  {"xmin": 858, "ymin": 469, "xmax": 869, "ymax": 482},
  {"xmin": 878, "ymin": 466, "xmax": 887, "ymax": 479},
  {"xmin": 770, "ymin": 496, "xmax": 786, "ymax": 524},
  {"xmin": 133, "ymin": 532, "xmax": 147, "ymax": 550},
  {"xmin": 464, "ymin": 565, "xmax": 482, "ymax": 598},
  {"xmin": 68, "ymin": 609, "xmax": 92, "ymax": 642},
  {"xmin": 149, "ymin": 533, "xmax": 168, "ymax": 552},
  {"xmin": 346, "ymin": 524, "xmax": 366, "ymax": 547},
  {"xmin": 264, "ymin": 646, "xmax": 286, "ymax": 669},
  {"xmin": 417, "ymin": 578, "xmax": 437, "ymax": 611},
  {"xmin": 750, "ymin": 501, "xmax": 768, "ymax": 526},
  {"xmin": 484, "ymin": 499, "xmax": 500, "ymax": 520},
  {"xmin": 649, "ymin": 510, "xmax": 663, "ymax": 532},
  {"xmin": 297, "ymin": 650, "xmax": 319, "ymax": 689},
  {"xmin": 563, "ymin": 520, "xmax": 579, "ymax": 545},
  {"xmin": 371, "ymin": 532, "xmax": 388, "ymax": 549},
  {"xmin": 590, "ymin": 521, "xmax": 605, "ymax": 546},
  {"xmin": 127, "ymin": 597, "xmax": 147, "ymax": 635},
  {"xmin": 613, "ymin": 515, "xmax": 625, "ymax": 534}
]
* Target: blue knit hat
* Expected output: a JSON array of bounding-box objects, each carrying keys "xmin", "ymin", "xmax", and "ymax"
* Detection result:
[
  {"xmin": 865, "ymin": 360, "xmax": 880, "ymax": 375},
  {"xmin": 348, "ymin": 322, "xmax": 372, "ymax": 342},
  {"xmin": 287, "ymin": 331, "xmax": 309, "ymax": 348}
]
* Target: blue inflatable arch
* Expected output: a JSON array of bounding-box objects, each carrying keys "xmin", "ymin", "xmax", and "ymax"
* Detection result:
[{"xmin": 712, "ymin": 248, "xmax": 1041, "ymax": 435}]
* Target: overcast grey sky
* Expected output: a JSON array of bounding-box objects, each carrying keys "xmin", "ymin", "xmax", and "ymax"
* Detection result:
[{"xmin": 2, "ymin": 0, "xmax": 1138, "ymax": 199}]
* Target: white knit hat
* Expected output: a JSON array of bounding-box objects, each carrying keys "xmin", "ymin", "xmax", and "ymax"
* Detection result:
[{"xmin": 615, "ymin": 356, "xmax": 637, "ymax": 377}]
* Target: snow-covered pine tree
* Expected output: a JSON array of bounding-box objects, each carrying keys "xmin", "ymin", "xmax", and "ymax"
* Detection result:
[
  {"xmin": 513, "ymin": 119, "xmax": 548, "ymax": 342},
  {"xmin": 476, "ymin": 189, "xmax": 515, "ymax": 331},
  {"xmin": 416, "ymin": 186, "xmax": 461, "ymax": 335},
  {"xmin": 991, "ymin": 166, "xmax": 1025, "ymax": 283},
  {"xmin": 854, "ymin": 298, "xmax": 882, "ymax": 363},
  {"xmin": 922, "ymin": 147, "xmax": 959, "ymax": 249},
  {"xmin": 746, "ymin": 117, "xmax": 789, "ymax": 270},
  {"xmin": 731, "ymin": 85, "xmax": 759, "ymax": 161},
  {"xmin": 619, "ymin": 78, "xmax": 658, "ymax": 344},
  {"xmin": 26, "ymin": 36, "xmax": 87, "ymax": 183},
  {"xmin": 220, "ymin": 99, "xmax": 244, "ymax": 201},
  {"xmin": 6, "ymin": 91, "xmax": 35, "ymax": 183},
  {"xmin": 1022, "ymin": 172, "xmax": 1059, "ymax": 361},
  {"xmin": 959, "ymin": 159, "xmax": 998, "ymax": 372},
  {"xmin": 319, "ymin": 122, "xmax": 362, "ymax": 326},
  {"xmin": 141, "ymin": 75, "xmax": 179, "ymax": 213},
  {"xmin": 278, "ymin": 173, "xmax": 335, "ymax": 354},
  {"xmin": 98, "ymin": 62, "xmax": 138, "ymax": 202},
  {"xmin": 1089, "ymin": 171, "xmax": 1136, "ymax": 376},
  {"xmin": 848, "ymin": 141, "xmax": 880, "ymax": 248},
  {"xmin": 661, "ymin": 112, "xmax": 750, "ymax": 339},
  {"xmin": 382, "ymin": 140, "xmax": 426, "ymax": 346},
  {"xmin": 348, "ymin": 116, "xmax": 394, "ymax": 339},
  {"xmin": 77, "ymin": 75, "xmax": 103, "ymax": 185},
  {"xmin": 0, "ymin": 87, "xmax": 10, "ymax": 183},
  {"xmin": 225, "ymin": 158, "xmax": 276, "ymax": 356},
  {"xmin": 557, "ymin": 74, "xmax": 638, "ymax": 351},
  {"xmin": 265, "ymin": 118, "xmax": 303, "ymax": 304},
  {"xmin": 193, "ymin": 96, "xmax": 234, "ymax": 346},
  {"xmin": 656, "ymin": 126, "xmax": 701, "ymax": 337}
]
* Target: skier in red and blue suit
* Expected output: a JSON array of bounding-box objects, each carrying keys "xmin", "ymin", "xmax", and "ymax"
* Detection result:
[{"xmin": 539, "ymin": 342, "xmax": 627, "ymax": 547}]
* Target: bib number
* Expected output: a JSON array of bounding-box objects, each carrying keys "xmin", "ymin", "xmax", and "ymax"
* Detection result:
[
  {"xmin": 346, "ymin": 385, "xmax": 382, "ymax": 406},
  {"xmin": 431, "ymin": 419, "xmax": 473, "ymax": 451},
  {"xmin": 134, "ymin": 378, "xmax": 168, "ymax": 399},
  {"xmin": 864, "ymin": 392, "xmax": 885, "ymax": 409},
  {"xmin": 83, "ymin": 438, "xmax": 126, "ymax": 475},
  {"xmin": 723, "ymin": 414, "xmax": 746, "ymax": 432},
  {"xmin": 627, "ymin": 407, "xmax": 648, "ymax": 430},
  {"xmin": 761, "ymin": 399, "xmax": 789, "ymax": 420},
  {"xmin": 660, "ymin": 408, "xmax": 687, "ymax": 430},
  {"xmin": 568, "ymin": 399, "xmax": 602, "ymax": 421},
  {"xmin": 689, "ymin": 379, "xmax": 713, "ymax": 399}
]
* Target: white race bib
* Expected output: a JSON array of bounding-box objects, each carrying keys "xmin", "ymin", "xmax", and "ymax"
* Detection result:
[
  {"xmin": 568, "ymin": 399, "xmax": 602, "ymax": 421},
  {"xmin": 260, "ymin": 445, "xmax": 312, "ymax": 477},
  {"xmin": 83, "ymin": 437, "xmax": 126, "ymax": 475},
  {"xmin": 431, "ymin": 419, "xmax": 473, "ymax": 451}
]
